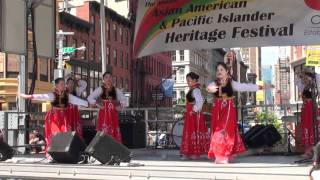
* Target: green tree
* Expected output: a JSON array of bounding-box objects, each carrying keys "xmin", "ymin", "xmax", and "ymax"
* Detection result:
[{"xmin": 256, "ymin": 111, "xmax": 283, "ymax": 133}]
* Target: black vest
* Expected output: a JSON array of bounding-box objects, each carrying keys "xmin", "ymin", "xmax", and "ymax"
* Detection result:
[
  {"xmin": 214, "ymin": 80, "xmax": 234, "ymax": 97},
  {"xmin": 100, "ymin": 86, "xmax": 117, "ymax": 100},
  {"xmin": 51, "ymin": 92, "xmax": 69, "ymax": 108},
  {"xmin": 186, "ymin": 88, "xmax": 197, "ymax": 103},
  {"xmin": 302, "ymin": 88, "xmax": 312, "ymax": 99}
]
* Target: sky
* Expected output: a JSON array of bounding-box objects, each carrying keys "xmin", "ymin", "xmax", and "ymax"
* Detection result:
[{"xmin": 261, "ymin": 47, "xmax": 279, "ymax": 66}]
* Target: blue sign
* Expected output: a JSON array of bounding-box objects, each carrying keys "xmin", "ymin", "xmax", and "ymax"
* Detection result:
[{"xmin": 161, "ymin": 79, "xmax": 174, "ymax": 97}]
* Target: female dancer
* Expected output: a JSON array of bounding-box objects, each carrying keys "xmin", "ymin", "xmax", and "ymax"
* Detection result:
[
  {"xmin": 65, "ymin": 75, "xmax": 87, "ymax": 138},
  {"xmin": 295, "ymin": 72, "xmax": 320, "ymax": 157},
  {"xmin": 19, "ymin": 78, "xmax": 88, "ymax": 157},
  {"xmin": 180, "ymin": 72, "xmax": 210, "ymax": 160},
  {"xmin": 87, "ymin": 72, "xmax": 125, "ymax": 143},
  {"xmin": 207, "ymin": 62, "xmax": 268, "ymax": 164}
]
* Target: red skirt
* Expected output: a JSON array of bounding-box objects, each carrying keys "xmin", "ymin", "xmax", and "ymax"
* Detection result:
[
  {"xmin": 300, "ymin": 100, "xmax": 320, "ymax": 149},
  {"xmin": 96, "ymin": 100, "xmax": 122, "ymax": 143},
  {"xmin": 180, "ymin": 103, "xmax": 210, "ymax": 157},
  {"xmin": 44, "ymin": 108, "xmax": 71, "ymax": 153},
  {"xmin": 208, "ymin": 98, "xmax": 246, "ymax": 161},
  {"xmin": 66, "ymin": 104, "xmax": 83, "ymax": 138}
]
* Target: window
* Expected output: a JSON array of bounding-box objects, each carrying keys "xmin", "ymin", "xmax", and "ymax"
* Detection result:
[
  {"xmin": 125, "ymin": 30, "xmax": 129, "ymax": 45},
  {"xmin": 106, "ymin": 21, "xmax": 110, "ymax": 40},
  {"xmin": 82, "ymin": 42, "xmax": 87, "ymax": 60},
  {"xmin": 91, "ymin": 15, "xmax": 95, "ymax": 33},
  {"xmin": 120, "ymin": 77, "xmax": 123, "ymax": 88},
  {"xmin": 113, "ymin": 49, "xmax": 117, "ymax": 66},
  {"xmin": 179, "ymin": 69, "xmax": 184, "ymax": 82},
  {"xmin": 91, "ymin": 40, "xmax": 95, "ymax": 61},
  {"xmin": 179, "ymin": 50, "xmax": 184, "ymax": 61},
  {"xmin": 107, "ymin": 46, "xmax": 110, "ymax": 64},
  {"xmin": 82, "ymin": 67, "xmax": 87, "ymax": 77},
  {"xmin": 73, "ymin": 38, "xmax": 78, "ymax": 57},
  {"xmin": 113, "ymin": 24, "xmax": 117, "ymax": 41},
  {"xmin": 126, "ymin": 53, "xmax": 129, "ymax": 70},
  {"xmin": 119, "ymin": 27, "xmax": 123, "ymax": 44},
  {"xmin": 114, "ymin": 76, "xmax": 117, "ymax": 86},
  {"xmin": 173, "ymin": 91, "xmax": 177, "ymax": 99},
  {"xmin": 63, "ymin": 37, "xmax": 68, "ymax": 47},
  {"xmin": 171, "ymin": 51, "xmax": 176, "ymax": 61},
  {"xmin": 90, "ymin": 70, "xmax": 94, "ymax": 90},
  {"xmin": 95, "ymin": 71, "xmax": 99, "ymax": 87},
  {"xmin": 125, "ymin": 79, "xmax": 129, "ymax": 90},
  {"xmin": 120, "ymin": 51, "xmax": 123, "ymax": 68},
  {"xmin": 77, "ymin": 66, "xmax": 81, "ymax": 74},
  {"xmin": 180, "ymin": 91, "xmax": 185, "ymax": 98}
]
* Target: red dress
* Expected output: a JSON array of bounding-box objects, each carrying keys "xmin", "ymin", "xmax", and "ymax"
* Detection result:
[
  {"xmin": 44, "ymin": 92, "xmax": 71, "ymax": 154},
  {"xmin": 208, "ymin": 80, "xmax": 247, "ymax": 162},
  {"xmin": 44, "ymin": 108, "xmax": 71, "ymax": 152},
  {"xmin": 180, "ymin": 103, "xmax": 210, "ymax": 157},
  {"xmin": 31, "ymin": 92, "xmax": 88, "ymax": 156},
  {"xmin": 66, "ymin": 104, "xmax": 83, "ymax": 138},
  {"xmin": 300, "ymin": 98, "xmax": 320, "ymax": 150},
  {"xmin": 96, "ymin": 99, "xmax": 122, "ymax": 143},
  {"xmin": 208, "ymin": 98, "xmax": 246, "ymax": 161}
]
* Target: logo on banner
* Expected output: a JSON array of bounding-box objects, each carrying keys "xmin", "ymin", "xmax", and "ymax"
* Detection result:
[
  {"xmin": 311, "ymin": 15, "xmax": 320, "ymax": 25},
  {"xmin": 305, "ymin": 0, "xmax": 320, "ymax": 10}
]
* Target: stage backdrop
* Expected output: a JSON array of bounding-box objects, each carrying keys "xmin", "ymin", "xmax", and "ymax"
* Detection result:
[{"xmin": 133, "ymin": 0, "xmax": 320, "ymax": 58}]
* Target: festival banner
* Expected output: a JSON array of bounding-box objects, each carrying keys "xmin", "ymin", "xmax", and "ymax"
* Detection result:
[{"xmin": 134, "ymin": 0, "xmax": 320, "ymax": 58}]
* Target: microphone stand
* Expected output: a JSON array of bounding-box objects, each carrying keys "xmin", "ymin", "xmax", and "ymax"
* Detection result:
[{"xmin": 153, "ymin": 66, "xmax": 183, "ymax": 149}]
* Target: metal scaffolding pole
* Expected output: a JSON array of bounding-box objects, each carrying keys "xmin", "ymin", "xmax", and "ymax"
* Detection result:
[{"xmin": 100, "ymin": 0, "xmax": 107, "ymax": 73}]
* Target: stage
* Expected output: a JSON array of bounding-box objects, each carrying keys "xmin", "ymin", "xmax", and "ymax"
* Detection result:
[{"xmin": 0, "ymin": 149, "xmax": 311, "ymax": 180}]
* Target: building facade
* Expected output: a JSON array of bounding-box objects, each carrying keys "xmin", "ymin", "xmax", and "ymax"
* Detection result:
[
  {"xmin": 261, "ymin": 65, "xmax": 273, "ymax": 104},
  {"xmin": 63, "ymin": 1, "xmax": 172, "ymax": 107},
  {"xmin": 60, "ymin": 1, "xmax": 133, "ymax": 100},
  {"xmin": 240, "ymin": 47, "xmax": 261, "ymax": 81},
  {"xmin": 132, "ymin": 52, "xmax": 172, "ymax": 107},
  {"xmin": 172, "ymin": 50, "xmax": 213, "ymax": 104}
]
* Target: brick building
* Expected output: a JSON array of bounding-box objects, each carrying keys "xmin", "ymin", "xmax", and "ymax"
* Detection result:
[
  {"xmin": 60, "ymin": 1, "xmax": 132, "ymax": 96},
  {"xmin": 133, "ymin": 52, "xmax": 172, "ymax": 107},
  {"xmin": 61, "ymin": 1, "xmax": 172, "ymax": 107}
]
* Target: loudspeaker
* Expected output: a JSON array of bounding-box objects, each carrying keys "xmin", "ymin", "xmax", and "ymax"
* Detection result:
[
  {"xmin": 48, "ymin": 131, "xmax": 86, "ymax": 163},
  {"xmin": 120, "ymin": 122, "xmax": 146, "ymax": 149},
  {"xmin": 0, "ymin": 141, "xmax": 13, "ymax": 161},
  {"xmin": 244, "ymin": 124, "xmax": 266, "ymax": 148},
  {"xmin": 85, "ymin": 131, "xmax": 131, "ymax": 164},
  {"xmin": 245, "ymin": 125, "xmax": 281, "ymax": 148}
]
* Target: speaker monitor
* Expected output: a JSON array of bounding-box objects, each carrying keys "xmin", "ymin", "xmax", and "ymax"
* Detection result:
[
  {"xmin": 85, "ymin": 131, "xmax": 131, "ymax": 164},
  {"xmin": 244, "ymin": 124, "xmax": 266, "ymax": 148},
  {"xmin": 244, "ymin": 125, "xmax": 281, "ymax": 148},
  {"xmin": 48, "ymin": 131, "xmax": 86, "ymax": 163},
  {"xmin": 0, "ymin": 141, "xmax": 13, "ymax": 161}
]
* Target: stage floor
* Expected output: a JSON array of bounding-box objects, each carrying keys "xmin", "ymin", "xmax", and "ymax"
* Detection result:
[{"xmin": 0, "ymin": 149, "xmax": 312, "ymax": 180}]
